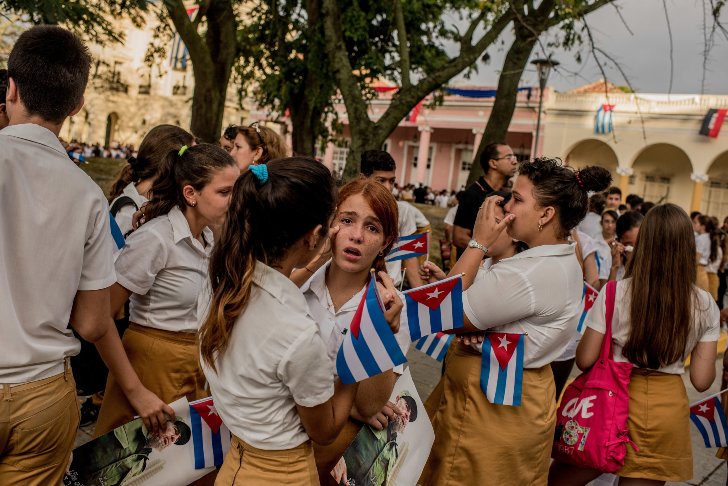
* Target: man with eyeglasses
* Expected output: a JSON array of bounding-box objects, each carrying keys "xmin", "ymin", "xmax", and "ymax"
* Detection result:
[{"xmin": 453, "ymin": 142, "xmax": 517, "ymax": 257}]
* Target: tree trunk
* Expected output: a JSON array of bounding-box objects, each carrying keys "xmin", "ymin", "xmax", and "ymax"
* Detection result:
[{"xmin": 467, "ymin": 25, "xmax": 538, "ymax": 185}]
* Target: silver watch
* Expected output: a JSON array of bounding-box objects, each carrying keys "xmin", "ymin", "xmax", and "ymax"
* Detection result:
[{"xmin": 468, "ymin": 239, "xmax": 489, "ymax": 255}]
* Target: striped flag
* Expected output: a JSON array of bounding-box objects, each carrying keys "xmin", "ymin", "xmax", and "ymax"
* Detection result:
[
  {"xmin": 109, "ymin": 212, "xmax": 125, "ymax": 250},
  {"xmin": 403, "ymin": 275, "xmax": 463, "ymax": 342},
  {"xmin": 336, "ymin": 274, "xmax": 408, "ymax": 384},
  {"xmin": 480, "ymin": 332, "xmax": 525, "ymax": 406},
  {"xmin": 690, "ymin": 397, "xmax": 728, "ymax": 448},
  {"xmin": 189, "ymin": 397, "xmax": 232, "ymax": 469},
  {"xmin": 577, "ymin": 283, "xmax": 599, "ymax": 334},
  {"xmin": 170, "ymin": 6, "xmax": 199, "ymax": 70},
  {"xmin": 386, "ymin": 233, "xmax": 429, "ymax": 262},
  {"xmin": 595, "ymin": 104, "xmax": 615, "ymax": 134},
  {"xmin": 700, "ymin": 109, "xmax": 728, "ymax": 138},
  {"xmin": 414, "ymin": 332, "xmax": 453, "ymax": 362}
]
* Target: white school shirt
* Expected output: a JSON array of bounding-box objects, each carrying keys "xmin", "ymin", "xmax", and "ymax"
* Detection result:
[
  {"xmin": 115, "ymin": 206, "xmax": 213, "ymax": 333},
  {"xmin": 301, "ymin": 262, "xmax": 411, "ymax": 374},
  {"xmin": 707, "ymin": 246, "xmax": 723, "ymax": 274},
  {"xmin": 443, "ymin": 205, "xmax": 458, "ymax": 226},
  {"xmin": 577, "ymin": 212, "xmax": 603, "ymax": 241},
  {"xmin": 0, "ymin": 124, "xmax": 116, "ymax": 384},
  {"xmin": 386, "ymin": 201, "xmax": 418, "ymax": 286},
  {"xmin": 593, "ymin": 235, "xmax": 612, "ymax": 281},
  {"xmin": 202, "ymin": 262, "xmax": 334, "ymax": 450},
  {"xmin": 696, "ymin": 233, "xmax": 711, "ymax": 266},
  {"xmin": 586, "ymin": 278, "xmax": 720, "ymax": 374},
  {"xmin": 463, "ymin": 244, "xmax": 583, "ymax": 368},
  {"xmin": 110, "ymin": 182, "xmax": 148, "ymax": 236}
]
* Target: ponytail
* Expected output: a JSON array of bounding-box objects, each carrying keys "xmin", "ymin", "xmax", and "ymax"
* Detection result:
[{"xmin": 200, "ymin": 157, "xmax": 336, "ymax": 371}]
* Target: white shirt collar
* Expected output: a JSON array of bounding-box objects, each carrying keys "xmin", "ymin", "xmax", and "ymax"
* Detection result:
[
  {"xmin": 167, "ymin": 206, "xmax": 214, "ymax": 254},
  {"xmin": 253, "ymin": 261, "xmax": 310, "ymax": 314},
  {"xmin": 1, "ymin": 123, "xmax": 67, "ymax": 156},
  {"xmin": 301, "ymin": 260, "xmax": 365, "ymax": 315}
]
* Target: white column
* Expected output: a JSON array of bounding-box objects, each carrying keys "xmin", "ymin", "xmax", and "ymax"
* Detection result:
[
  {"xmin": 472, "ymin": 128, "xmax": 484, "ymax": 155},
  {"xmin": 416, "ymin": 127, "xmax": 432, "ymax": 184}
]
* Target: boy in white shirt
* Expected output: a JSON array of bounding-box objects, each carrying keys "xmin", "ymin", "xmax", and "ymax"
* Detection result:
[{"xmin": 0, "ymin": 26, "xmax": 169, "ymax": 485}]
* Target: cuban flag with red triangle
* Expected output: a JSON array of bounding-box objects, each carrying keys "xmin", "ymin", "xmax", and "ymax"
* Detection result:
[
  {"xmin": 414, "ymin": 332, "xmax": 454, "ymax": 362},
  {"xmin": 690, "ymin": 397, "xmax": 728, "ymax": 448},
  {"xmin": 577, "ymin": 282, "xmax": 599, "ymax": 334},
  {"xmin": 336, "ymin": 274, "xmax": 408, "ymax": 384},
  {"xmin": 189, "ymin": 397, "xmax": 232, "ymax": 469},
  {"xmin": 480, "ymin": 332, "xmax": 525, "ymax": 406},
  {"xmin": 386, "ymin": 233, "xmax": 429, "ymax": 262},
  {"xmin": 404, "ymin": 275, "xmax": 463, "ymax": 342}
]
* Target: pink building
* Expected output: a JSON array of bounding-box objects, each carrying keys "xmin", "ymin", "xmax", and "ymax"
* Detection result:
[{"xmin": 320, "ymin": 86, "xmax": 543, "ymax": 191}]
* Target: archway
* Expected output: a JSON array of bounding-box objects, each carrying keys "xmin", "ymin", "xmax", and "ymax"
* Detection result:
[
  {"xmin": 104, "ymin": 112, "xmax": 119, "ymax": 147},
  {"xmin": 563, "ymin": 139, "xmax": 619, "ymax": 180},
  {"xmin": 704, "ymin": 151, "xmax": 728, "ymax": 218},
  {"xmin": 628, "ymin": 143, "xmax": 693, "ymax": 210}
]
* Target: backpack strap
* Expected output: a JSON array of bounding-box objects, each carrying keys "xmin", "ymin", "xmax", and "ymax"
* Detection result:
[
  {"xmin": 109, "ymin": 196, "xmax": 138, "ymax": 217},
  {"xmin": 599, "ymin": 280, "xmax": 617, "ymax": 361}
]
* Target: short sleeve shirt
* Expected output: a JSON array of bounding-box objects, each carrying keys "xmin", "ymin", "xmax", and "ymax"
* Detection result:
[
  {"xmin": 696, "ymin": 233, "xmax": 712, "ymax": 266},
  {"xmin": 386, "ymin": 201, "xmax": 419, "ymax": 286},
  {"xmin": 202, "ymin": 262, "xmax": 334, "ymax": 450},
  {"xmin": 462, "ymin": 244, "xmax": 583, "ymax": 368},
  {"xmin": 0, "ymin": 124, "xmax": 116, "ymax": 383},
  {"xmin": 586, "ymin": 278, "xmax": 720, "ymax": 374},
  {"xmin": 115, "ymin": 206, "xmax": 213, "ymax": 333}
]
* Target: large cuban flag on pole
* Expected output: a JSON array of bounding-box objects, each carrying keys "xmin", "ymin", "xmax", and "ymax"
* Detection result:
[
  {"xmin": 480, "ymin": 332, "xmax": 525, "ymax": 406},
  {"xmin": 386, "ymin": 232, "xmax": 429, "ymax": 262},
  {"xmin": 577, "ymin": 282, "xmax": 599, "ymax": 334},
  {"xmin": 690, "ymin": 396, "xmax": 728, "ymax": 448},
  {"xmin": 336, "ymin": 274, "xmax": 408, "ymax": 384},
  {"xmin": 403, "ymin": 275, "xmax": 463, "ymax": 342},
  {"xmin": 189, "ymin": 397, "xmax": 232, "ymax": 469}
]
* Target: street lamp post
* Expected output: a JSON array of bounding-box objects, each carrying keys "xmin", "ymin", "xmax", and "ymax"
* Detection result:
[{"xmin": 531, "ymin": 57, "xmax": 559, "ymax": 157}]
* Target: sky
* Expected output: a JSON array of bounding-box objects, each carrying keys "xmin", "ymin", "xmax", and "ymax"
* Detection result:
[{"xmin": 454, "ymin": 0, "xmax": 728, "ymax": 95}]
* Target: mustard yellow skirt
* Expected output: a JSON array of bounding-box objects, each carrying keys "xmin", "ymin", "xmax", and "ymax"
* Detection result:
[
  {"xmin": 618, "ymin": 369, "xmax": 692, "ymax": 480},
  {"xmin": 420, "ymin": 343, "xmax": 555, "ymax": 486},
  {"xmin": 216, "ymin": 436, "xmax": 318, "ymax": 485},
  {"xmin": 697, "ymin": 265, "xmax": 710, "ymax": 295},
  {"xmin": 95, "ymin": 324, "xmax": 208, "ymax": 436}
]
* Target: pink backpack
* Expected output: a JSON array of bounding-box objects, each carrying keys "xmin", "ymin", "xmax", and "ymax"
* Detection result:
[{"xmin": 552, "ymin": 280, "xmax": 637, "ymax": 472}]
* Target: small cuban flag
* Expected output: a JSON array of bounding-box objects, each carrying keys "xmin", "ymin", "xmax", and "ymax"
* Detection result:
[
  {"xmin": 577, "ymin": 283, "xmax": 599, "ymax": 334},
  {"xmin": 109, "ymin": 213, "xmax": 125, "ymax": 250},
  {"xmin": 481, "ymin": 332, "xmax": 525, "ymax": 406},
  {"xmin": 386, "ymin": 232, "xmax": 429, "ymax": 262},
  {"xmin": 700, "ymin": 108, "xmax": 728, "ymax": 138},
  {"xmin": 336, "ymin": 274, "xmax": 408, "ymax": 384},
  {"xmin": 414, "ymin": 332, "xmax": 453, "ymax": 362},
  {"xmin": 403, "ymin": 275, "xmax": 463, "ymax": 342},
  {"xmin": 189, "ymin": 397, "xmax": 232, "ymax": 469},
  {"xmin": 690, "ymin": 396, "xmax": 728, "ymax": 448},
  {"xmin": 595, "ymin": 104, "xmax": 615, "ymax": 134}
]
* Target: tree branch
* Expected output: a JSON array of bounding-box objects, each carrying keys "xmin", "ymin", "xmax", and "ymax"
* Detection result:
[
  {"xmin": 163, "ymin": 0, "xmax": 212, "ymax": 73},
  {"xmin": 393, "ymin": 0, "xmax": 411, "ymax": 89}
]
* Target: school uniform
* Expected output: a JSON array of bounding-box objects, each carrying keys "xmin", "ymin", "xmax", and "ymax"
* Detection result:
[
  {"xmin": 707, "ymin": 246, "xmax": 723, "ymax": 301},
  {"xmin": 0, "ymin": 124, "xmax": 116, "ymax": 485},
  {"xmin": 421, "ymin": 244, "xmax": 583, "ymax": 485},
  {"xmin": 95, "ymin": 206, "xmax": 212, "ymax": 435},
  {"xmin": 585, "ymin": 279, "xmax": 719, "ymax": 481},
  {"xmin": 203, "ymin": 262, "xmax": 335, "ymax": 485},
  {"xmin": 301, "ymin": 262, "xmax": 411, "ymax": 482},
  {"xmin": 697, "ymin": 232, "xmax": 712, "ymax": 293}
]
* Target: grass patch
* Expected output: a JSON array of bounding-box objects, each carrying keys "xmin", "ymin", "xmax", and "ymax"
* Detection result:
[{"xmin": 79, "ymin": 157, "xmax": 126, "ymax": 197}]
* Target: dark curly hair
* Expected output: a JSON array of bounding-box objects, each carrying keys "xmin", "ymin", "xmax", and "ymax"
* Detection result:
[{"xmin": 517, "ymin": 158, "xmax": 612, "ymax": 238}]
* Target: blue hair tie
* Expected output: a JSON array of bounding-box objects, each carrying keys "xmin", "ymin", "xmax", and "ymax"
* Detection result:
[{"xmin": 249, "ymin": 164, "xmax": 268, "ymax": 184}]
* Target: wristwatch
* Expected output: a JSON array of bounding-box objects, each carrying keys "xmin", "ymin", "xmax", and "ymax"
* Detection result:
[{"xmin": 468, "ymin": 239, "xmax": 489, "ymax": 255}]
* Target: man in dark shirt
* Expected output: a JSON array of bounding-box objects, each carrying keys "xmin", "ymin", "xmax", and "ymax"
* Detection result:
[
  {"xmin": 453, "ymin": 143, "xmax": 517, "ymax": 256},
  {"xmin": 413, "ymin": 183, "xmax": 427, "ymax": 204}
]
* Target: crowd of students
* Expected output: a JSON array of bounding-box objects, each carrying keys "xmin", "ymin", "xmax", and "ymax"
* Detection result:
[{"xmin": 0, "ymin": 25, "xmax": 724, "ymax": 486}]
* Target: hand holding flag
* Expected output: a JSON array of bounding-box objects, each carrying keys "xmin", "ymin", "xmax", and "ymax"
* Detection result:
[{"xmin": 404, "ymin": 275, "xmax": 464, "ymax": 342}]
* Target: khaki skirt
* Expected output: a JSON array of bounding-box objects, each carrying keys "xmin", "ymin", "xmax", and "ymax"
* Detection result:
[
  {"xmin": 618, "ymin": 369, "xmax": 692, "ymax": 480},
  {"xmin": 216, "ymin": 436, "xmax": 318, "ymax": 485},
  {"xmin": 95, "ymin": 323, "xmax": 208, "ymax": 436},
  {"xmin": 420, "ymin": 343, "xmax": 556, "ymax": 486}
]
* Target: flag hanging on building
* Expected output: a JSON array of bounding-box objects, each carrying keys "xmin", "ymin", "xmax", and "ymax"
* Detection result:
[
  {"xmin": 595, "ymin": 104, "xmax": 616, "ymax": 134},
  {"xmin": 690, "ymin": 397, "xmax": 728, "ymax": 448},
  {"xmin": 386, "ymin": 233, "xmax": 429, "ymax": 262},
  {"xmin": 480, "ymin": 332, "xmax": 525, "ymax": 406},
  {"xmin": 700, "ymin": 109, "xmax": 728, "ymax": 138},
  {"xmin": 404, "ymin": 275, "xmax": 463, "ymax": 342},
  {"xmin": 336, "ymin": 274, "xmax": 408, "ymax": 384},
  {"xmin": 577, "ymin": 283, "xmax": 599, "ymax": 334},
  {"xmin": 170, "ymin": 6, "xmax": 199, "ymax": 70},
  {"xmin": 189, "ymin": 397, "xmax": 232, "ymax": 469},
  {"xmin": 414, "ymin": 332, "xmax": 453, "ymax": 362},
  {"xmin": 109, "ymin": 213, "xmax": 125, "ymax": 250}
]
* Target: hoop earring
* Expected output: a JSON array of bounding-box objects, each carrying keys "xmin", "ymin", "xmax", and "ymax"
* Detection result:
[{"xmin": 538, "ymin": 222, "xmax": 543, "ymax": 232}]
